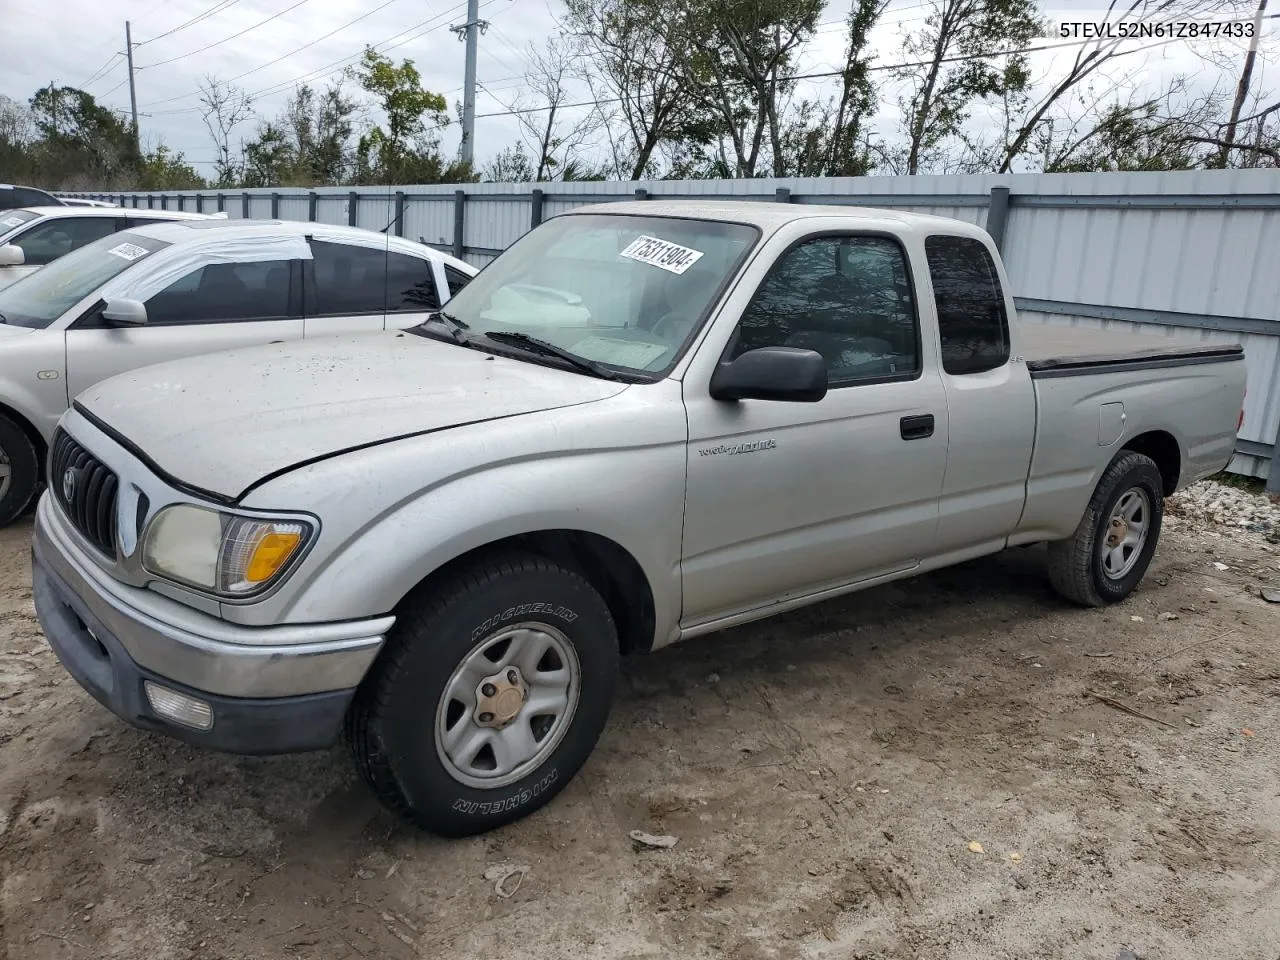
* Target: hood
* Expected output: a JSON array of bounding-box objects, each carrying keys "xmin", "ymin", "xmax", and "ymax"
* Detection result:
[{"xmin": 77, "ymin": 332, "xmax": 630, "ymax": 499}]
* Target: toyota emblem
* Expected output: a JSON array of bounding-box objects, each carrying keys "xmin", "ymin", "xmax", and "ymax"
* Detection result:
[{"xmin": 62, "ymin": 468, "xmax": 76, "ymax": 501}]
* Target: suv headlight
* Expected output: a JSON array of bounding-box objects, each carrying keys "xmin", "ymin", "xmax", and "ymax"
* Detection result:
[{"xmin": 141, "ymin": 504, "xmax": 316, "ymax": 598}]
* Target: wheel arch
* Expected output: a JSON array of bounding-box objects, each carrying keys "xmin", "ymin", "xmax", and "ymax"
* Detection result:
[
  {"xmin": 0, "ymin": 401, "xmax": 48, "ymax": 480},
  {"xmin": 395, "ymin": 529, "xmax": 658, "ymax": 658},
  {"xmin": 1121, "ymin": 430, "xmax": 1180, "ymax": 495}
]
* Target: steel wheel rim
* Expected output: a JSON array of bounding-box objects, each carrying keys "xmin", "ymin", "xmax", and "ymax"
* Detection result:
[
  {"xmin": 434, "ymin": 622, "xmax": 581, "ymax": 789},
  {"xmin": 0, "ymin": 447, "xmax": 10, "ymax": 502},
  {"xmin": 1100, "ymin": 487, "xmax": 1151, "ymax": 580}
]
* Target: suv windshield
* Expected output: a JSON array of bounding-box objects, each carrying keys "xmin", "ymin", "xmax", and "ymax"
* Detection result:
[
  {"xmin": 438, "ymin": 213, "xmax": 759, "ymax": 377},
  {"xmin": 0, "ymin": 231, "xmax": 169, "ymax": 328}
]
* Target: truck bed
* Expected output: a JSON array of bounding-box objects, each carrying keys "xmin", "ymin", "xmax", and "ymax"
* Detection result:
[{"xmin": 1021, "ymin": 323, "xmax": 1243, "ymax": 378}]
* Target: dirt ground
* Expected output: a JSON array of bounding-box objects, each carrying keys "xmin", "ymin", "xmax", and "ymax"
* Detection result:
[{"xmin": 2, "ymin": 494, "xmax": 1279, "ymax": 960}]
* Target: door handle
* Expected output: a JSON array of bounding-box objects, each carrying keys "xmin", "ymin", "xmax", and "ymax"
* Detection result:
[{"xmin": 900, "ymin": 414, "xmax": 935, "ymax": 441}]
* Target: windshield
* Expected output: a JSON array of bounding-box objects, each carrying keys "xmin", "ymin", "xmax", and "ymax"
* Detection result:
[
  {"xmin": 0, "ymin": 209, "xmax": 39, "ymax": 240},
  {"xmin": 0, "ymin": 231, "xmax": 169, "ymax": 328},
  {"xmin": 439, "ymin": 213, "xmax": 759, "ymax": 377}
]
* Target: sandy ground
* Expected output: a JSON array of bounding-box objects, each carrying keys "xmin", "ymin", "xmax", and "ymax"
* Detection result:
[{"xmin": 2, "ymin": 494, "xmax": 1279, "ymax": 960}]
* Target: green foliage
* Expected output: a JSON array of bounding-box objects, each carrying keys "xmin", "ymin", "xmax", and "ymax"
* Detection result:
[
  {"xmin": 28, "ymin": 85, "xmax": 141, "ymax": 188},
  {"xmin": 137, "ymin": 144, "xmax": 205, "ymax": 190},
  {"xmin": 484, "ymin": 142, "xmax": 536, "ymax": 182},
  {"xmin": 352, "ymin": 47, "xmax": 453, "ymax": 184}
]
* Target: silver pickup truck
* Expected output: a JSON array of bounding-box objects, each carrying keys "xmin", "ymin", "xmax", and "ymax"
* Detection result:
[{"xmin": 31, "ymin": 200, "xmax": 1246, "ymax": 836}]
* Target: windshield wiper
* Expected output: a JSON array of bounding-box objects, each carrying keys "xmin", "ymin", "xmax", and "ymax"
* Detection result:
[
  {"xmin": 482, "ymin": 331, "xmax": 619, "ymax": 381},
  {"xmin": 424, "ymin": 309, "xmax": 469, "ymax": 343}
]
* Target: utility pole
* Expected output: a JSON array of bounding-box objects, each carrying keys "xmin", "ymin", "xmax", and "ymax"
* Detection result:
[
  {"xmin": 1215, "ymin": 0, "xmax": 1268, "ymax": 168},
  {"xmin": 450, "ymin": 0, "xmax": 488, "ymax": 169},
  {"xmin": 125, "ymin": 20, "xmax": 140, "ymax": 149}
]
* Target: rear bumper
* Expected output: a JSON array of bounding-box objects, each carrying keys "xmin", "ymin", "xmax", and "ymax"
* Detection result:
[{"xmin": 31, "ymin": 495, "xmax": 392, "ymax": 754}]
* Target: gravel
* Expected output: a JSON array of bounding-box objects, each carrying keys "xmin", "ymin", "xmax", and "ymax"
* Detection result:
[{"xmin": 1167, "ymin": 478, "xmax": 1280, "ymax": 540}]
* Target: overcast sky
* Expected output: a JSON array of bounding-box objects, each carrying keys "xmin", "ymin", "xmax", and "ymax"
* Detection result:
[{"xmin": 2, "ymin": 0, "xmax": 1276, "ymax": 177}]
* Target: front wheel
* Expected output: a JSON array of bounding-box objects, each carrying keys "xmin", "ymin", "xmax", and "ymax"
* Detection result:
[
  {"xmin": 1047, "ymin": 450, "xmax": 1164, "ymax": 607},
  {"xmin": 0, "ymin": 414, "xmax": 40, "ymax": 528},
  {"xmin": 346, "ymin": 551, "xmax": 619, "ymax": 836}
]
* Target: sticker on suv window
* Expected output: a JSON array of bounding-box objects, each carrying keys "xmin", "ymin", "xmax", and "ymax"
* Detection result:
[
  {"xmin": 107, "ymin": 242, "xmax": 150, "ymax": 261},
  {"xmin": 619, "ymin": 235, "xmax": 704, "ymax": 275},
  {"xmin": 2, "ymin": 216, "xmax": 25, "ymax": 228}
]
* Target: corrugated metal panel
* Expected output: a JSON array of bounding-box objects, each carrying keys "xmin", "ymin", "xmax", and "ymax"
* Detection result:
[
  {"xmin": 403, "ymin": 199, "xmax": 453, "ymax": 248},
  {"xmin": 277, "ymin": 196, "xmax": 309, "ymax": 221},
  {"xmin": 315, "ymin": 196, "xmax": 347, "ymax": 225},
  {"xmin": 248, "ymin": 196, "xmax": 272, "ymax": 218}
]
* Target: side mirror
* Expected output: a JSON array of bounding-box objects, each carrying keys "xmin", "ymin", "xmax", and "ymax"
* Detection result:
[
  {"xmin": 0, "ymin": 244, "xmax": 24, "ymax": 267},
  {"xmin": 101, "ymin": 298, "xmax": 148, "ymax": 326},
  {"xmin": 709, "ymin": 346, "xmax": 828, "ymax": 403}
]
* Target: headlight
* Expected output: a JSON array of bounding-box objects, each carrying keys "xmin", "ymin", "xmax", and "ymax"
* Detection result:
[{"xmin": 142, "ymin": 504, "xmax": 315, "ymax": 598}]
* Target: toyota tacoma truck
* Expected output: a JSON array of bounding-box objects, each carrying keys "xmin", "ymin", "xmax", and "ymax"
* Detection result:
[{"xmin": 31, "ymin": 200, "xmax": 1246, "ymax": 836}]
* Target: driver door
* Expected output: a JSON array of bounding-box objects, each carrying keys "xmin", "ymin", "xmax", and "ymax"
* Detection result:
[
  {"xmin": 65, "ymin": 258, "xmax": 304, "ymax": 400},
  {"xmin": 680, "ymin": 233, "xmax": 949, "ymax": 629}
]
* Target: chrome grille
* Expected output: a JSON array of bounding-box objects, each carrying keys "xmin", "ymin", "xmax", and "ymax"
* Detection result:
[{"xmin": 50, "ymin": 428, "xmax": 119, "ymax": 556}]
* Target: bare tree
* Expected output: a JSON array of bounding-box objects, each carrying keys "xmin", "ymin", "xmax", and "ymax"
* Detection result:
[
  {"xmin": 507, "ymin": 36, "xmax": 606, "ymax": 181},
  {"xmin": 893, "ymin": 0, "xmax": 1042, "ymax": 175},
  {"xmin": 198, "ymin": 76, "xmax": 253, "ymax": 187},
  {"xmin": 997, "ymin": 0, "xmax": 1244, "ymax": 171},
  {"xmin": 565, "ymin": 0, "xmax": 696, "ymax": 179}
]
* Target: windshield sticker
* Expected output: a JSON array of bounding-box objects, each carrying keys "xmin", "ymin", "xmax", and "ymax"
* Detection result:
[
  {"xmin": 619, "ymin": 235, "xmax": 705, "ymax": 275},
  {"xmin": 107, "ymin": 241, "xmax": 150, "ymax": 262},
  {"xmin": 571, "ymin": 336, "xmax": 669, "ymax": 369},
  {"xmin": 1, "ymin": 216, "xmax": 25, "ymax": 228}
]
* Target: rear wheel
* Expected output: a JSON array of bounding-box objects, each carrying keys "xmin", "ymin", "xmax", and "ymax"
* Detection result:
[
  {"xmin": 0, "ymin": 414, "xmax": 39, "ymax": 527},
  {"xmin": 346, "ymin": 551, "xmax": 619, "ymax": 836},
  {"xmin": 1047, "ymin": 450, "xmax": 1164, "ymax": 606}
]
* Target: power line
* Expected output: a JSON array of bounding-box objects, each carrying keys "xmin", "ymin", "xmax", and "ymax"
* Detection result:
[
  {"xmin": 136, "ymin": 0, "xmax": 245, "ymax": 48},
  {"xmin": 138, "ymin": 0, "xmax": 407, "ymax": 106},
  {"xmin": 100, "ymin": 75, "xmax": 131, "ymax": 99},
  {"xmin": 143, "ymin": 0, "xmax": 483, "ymax": 112},
  {"xmin": 79, "ymin": 52, "xmax": 124, "ymax": 88},
  {"xmin": 138, "ymin": 0, "xmax": 315, "ymax": 69}
]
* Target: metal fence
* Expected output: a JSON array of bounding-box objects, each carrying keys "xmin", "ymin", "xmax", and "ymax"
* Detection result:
[{"xmin": 72, "ymin": 168, "xmax": 1280, "ymax": 491}]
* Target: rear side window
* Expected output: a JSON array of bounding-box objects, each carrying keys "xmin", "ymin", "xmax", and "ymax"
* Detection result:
[
  {"xmin": 444, "ymin": 264, "xmax": 473, "ymax": 297},
  {"xmin": 925, "ymin": 235, "xmax": 1010, "ymax": 375},
  {"xmin": 385, "ymin": 250, "xmax": 439, "ymax": 312},
  {"xmin": 307, "ymin": 240, "xmax": 387, "ymax": 315},
  {"xmin": 145, "ymin": 260, "xmax": 294, "ymax": 325},
  {"xmin": 15, "ymin": 187, "xmax": 58, "ymax": 207},
  {"xmin": 11, "ymin": 216, "xmax": 122, "ymax": 265}
]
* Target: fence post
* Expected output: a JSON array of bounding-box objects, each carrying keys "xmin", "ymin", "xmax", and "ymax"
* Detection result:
[
  {"xmin": 160, "ymin": 194, "xmax": 168, "ymax": 210},
  {"xmin": 270, "ymin": 192, "xmax": 281, "ymax": 219},
  {"xmin": 1268, "ymin": 424, "xmax": 1280, "ymax": 494},
  {"xmin": 453, "ymin": 190, "xmax": 466, "ymax": 259},
  {"xmin": 216, "ymin": 193, "xmax": 225, "ymax": 213},
  {"xmin": 242, "ymin": 192, "xmax": 250, "ymax": 218},
  {"xmin": 394, "ymin": 191, "xmax": 406, "ymax": 237},
  {"xmin": 308, "ymin": 191, "xmax": 318, "ymax": 222},
  {"xmin": 985, "ymin": 186, "xmax": 1011, "ymax": 252},
  {"xmin": 195, "ymin": 194, "xmax": 203, "ymax": 213},
  {"xmin": 347, "ymin": 190, "xmax": 358, "ymax": 226},
  {"xmin": 775, "ymin": 187, "xmax": 792, "ymax": 203},
  {"xmin": 634, "ymin": 188, "xmax": 649, "ymax": 200},
  {"xmin": 147, "ymin": 195, "xmax": 155, "ymax": 209},
  {"xmin": 118, "ymin": 193, "xmax": 125, "ymax": 206},
  {"xmin": 530, "ymin": 188, "xmax": 544, "ymax": 228}
]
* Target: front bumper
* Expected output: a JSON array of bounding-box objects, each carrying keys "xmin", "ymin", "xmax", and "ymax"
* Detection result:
[{"xmin": 31, "ymin": 495, "xmax": 393, "ymax": 754}]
